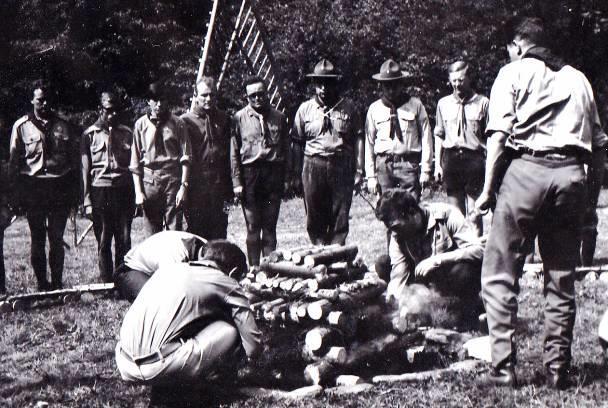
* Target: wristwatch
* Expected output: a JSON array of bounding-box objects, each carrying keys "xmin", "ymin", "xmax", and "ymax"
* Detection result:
[{"xmin": 181, "ymin": 181, "xmax": 189, "ymax": 188}]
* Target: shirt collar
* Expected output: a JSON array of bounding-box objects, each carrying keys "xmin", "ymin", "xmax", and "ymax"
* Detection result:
[{"xmin": 451, "ymin": 92, "xmax": 476, "ymax": 105}]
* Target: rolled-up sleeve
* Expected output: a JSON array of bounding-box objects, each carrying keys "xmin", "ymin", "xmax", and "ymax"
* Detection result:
[
  {"xmin": 434, "ymin": 103, "xmax": 445, "ymax": 139},
  {"xmin": 486, "ymin": 65, "xmax": 517, "ymax": 136},
  {"xmin": 129, "ymin": 121, "xmax": 144, "ymax": 175},
  {"xmin": 225, "ymin": 285, "xmax": 262, "ymax": 360},
  {"xmin": 364, "ymin": 107, "xmax": 377, "ymax": 178},
  {"xmin": 177, "ymin": 119, "xmax": 191, "ymax": 165},
  {"xmin": 418, "ymin": 103, "xmax": 433, "ymax": 173}
]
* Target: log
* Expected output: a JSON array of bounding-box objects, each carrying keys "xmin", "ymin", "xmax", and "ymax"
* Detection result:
[
  {"xmin": 268, "ymin": 250, "xmax": 283, "ymax": 263},
  {"xmin": 372, "ymin": 360, "xmax": 485, "ymax": 384},
  {"xmin": 261, "ymin": 298, "xmax": 286, "ymax": 312},
  {"xmin": 305, "ymin": 327, "xmax": 342, "ymax": 354},
  {"xmin": 303, "ymin": 245, "xmax": 358, "ymax": 267},
  {"xmin": 327, "ymin": 311, "xmax": 357, "ymax": 337},
  {"xmin": 304, "ymin": 360, "xmax": 336, "ymax": 385},
  {"xmin": 292, "ymin": 245, "xmax": 341, "ymax": 264},
  {"xmin": 281, "ymin": 245, "xmax": 316, "ymax": 261},
  {"xmin": 303, "ymin": 345, "xmax": 347, "ymax": 365},
  {"xmin": 260, "ymin": 260, "xmax": 328, "ymax": 279},
  {"xmin": 279, "ymin": 278, "xmax": 300, "ymax": 291},
  {"xmin": 335, "ymin": 375, "xmax": 365, "ymax": 386},
  {"xmin": 272, "ymin": 276, "xmax": 290, "ymax": 289},
  {"xmin": 307, "ymin": 299, "xmax": 334, "ymax": 321}
]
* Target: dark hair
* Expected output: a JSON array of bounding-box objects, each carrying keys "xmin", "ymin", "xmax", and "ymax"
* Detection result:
[
  {"xmin": 31, "ymin": 79, "xmax": 51, "ymax": 94},
  {"xmin": 375, "ymin": 188, "xmax": 420, "ymax": 225},
  {"xmin": 203, "ymin": 240, "xmax": 248, "ymax": 279},
  {"xmin": 145, "ymin": 81, "xmax": 169, "ymax": 101},
  {"xmin": 244, "ymin": 75, "xmax": 266, "ymax": 89},
  {"xmin": 507, "ymin": 17, "xmax": 546, "ymax": 46}
]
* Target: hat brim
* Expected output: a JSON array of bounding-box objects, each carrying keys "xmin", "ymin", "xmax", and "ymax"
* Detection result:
[{"xmin": 372, "ymin": 72, "xmax": 412, "ymax": 81}]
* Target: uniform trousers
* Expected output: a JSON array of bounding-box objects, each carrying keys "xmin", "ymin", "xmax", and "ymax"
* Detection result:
[
  {"xmin": 116, "ymin": 320, "xmax": 240, "ymax": 386},
  {"xmin": 241, "ymin": 161, "xmax": 284, "ymax": 266},
  {"xmin": 141, "ymin": 168, "xmax": 181, "ymax": 237},
  {"xmin": 22, "ymin": 175, "xmax": 74, "ymax": 290},
  {"xmin": 375, "ymin": 153, "xmax": 421, "ymax": 201},
  {"xmin": 91, "ymin": 185, "xmax": 134, "ymax": 283},
  {"xmin": 186, "ymin": 171, "xmax": 230, "ymax": 240},
  {"xmin": 302, "ymin": 154, "xmax": 354, "ymax": 245},
  {"xmin": 482, "ymin": 154, "xmax": 586, "ymax": 371}
]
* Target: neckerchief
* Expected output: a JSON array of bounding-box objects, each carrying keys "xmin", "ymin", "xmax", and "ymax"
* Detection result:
[
  {"xmin": 193, "ymin": 107, "xmax": 215, "ymax": 147},
  {"xmin": 523, "ymin": 46, "xmax": 566, "ymax": 71},
  {"xmin": 248, "ymin": 106, "xmax": 272, "ymax": 147},
  {"xmin": 149, "ymin": 114, "xmax": 167, "ymax": 156},
  {"xmin": 28, "ymin": 112, "xmax": 51, "ymax": 153},
  {"xmin": 381, "ymin": 97, "xmax": 404, "ymax": 142},
  {"xmin": 316, "ymin": 97, "xmax": 344, "ymax": 135},
  {"xmin": 454, "ymin": 92, "xmax": 473, "ymax": 142}
]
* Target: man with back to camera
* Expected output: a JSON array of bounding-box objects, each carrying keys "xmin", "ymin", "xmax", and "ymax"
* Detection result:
[
  {"xmin": 81, "ymin": 90, "xmax": 134, "ymax": 283},
  {"xmin": 434, "ymin": 61, "xmax": 489, "ymax": 236},
  {"xmin": 475, "ymin": 17, "xmax": 607, "ymax": 388},
  {"xmin": 113, "ymin": 230, "xmax": 207, "ymax": 302},
  {"xmin": 231, "ymin": 76, "xmax": 289, "ymax": 267},
  {"xmin": 115, "ymin": 240, "xmax": 261, "ymax": 405},
  {"xmin": 8, "ymin": 80, "xmax": 79, "ymax": 291},
  {"xmin": 181, "ymin": 77, "xmax": 233, "ymax": 240},
  {"xmin": 293, "ymin": 59, "xmax": 364, "ymax": 245},
  {"xmin": 130, "ymin": 82, "xmax": 191, "ymax": 237},
  {"xmin": 365, "ymin": 59, "xmax": 433, "ymax": 201}
]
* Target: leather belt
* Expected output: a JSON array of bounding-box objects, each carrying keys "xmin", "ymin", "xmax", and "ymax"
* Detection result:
[
  {"xmin": 517, "ymin": 147, "xmax": 586, "ymax": 161},
  {"xmin": 120, "ymin": 341, "xmax": 182, "ymax": 365},
  {"xmin": 379, "ymin": 152, "xmax": 421, "ymax": 163}
]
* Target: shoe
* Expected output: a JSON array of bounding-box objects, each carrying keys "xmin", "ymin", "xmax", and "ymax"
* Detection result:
[
  {"xmin": 545, "ymin": 366, "xmax": 570, "ymax": 390},
  {"xmin": 481, "ymin": 365, "xmax": 518, "ymax": 387}
]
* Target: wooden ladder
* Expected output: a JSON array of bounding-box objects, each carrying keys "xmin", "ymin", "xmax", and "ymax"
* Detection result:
[{"xmin": 192, "ymin": 0, "xmax": 286, "ymax": 113}]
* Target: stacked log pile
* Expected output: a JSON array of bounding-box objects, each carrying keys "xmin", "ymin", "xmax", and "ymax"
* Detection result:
[{"xmin": 241, "ymin": 244, "xmax": 424, "ymax": 387}]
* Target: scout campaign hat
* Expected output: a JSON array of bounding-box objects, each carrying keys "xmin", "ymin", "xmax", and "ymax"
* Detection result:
[
  {"xmin": 372, "ymin": 59, "xmax": 412, "ymax": 81},
  {"xmin": 306, "ymin": 59, "xmax": 341, "ymax": 78}
]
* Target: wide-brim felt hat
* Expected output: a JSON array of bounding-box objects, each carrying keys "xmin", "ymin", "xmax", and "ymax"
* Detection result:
[
  {"xmin": 372, "ymin": 59, "xmax": 412, "ymax": 81},
  {"xmin": 306, "ymin": 59, "xmax": 341, "ymax": 78}
]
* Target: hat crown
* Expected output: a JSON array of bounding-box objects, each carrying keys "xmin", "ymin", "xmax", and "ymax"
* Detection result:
[
  {"xmin": 314, "ymin": 59, "xmax": 336, "ymax": 75},
  {"xmin": 381, "ymin": 59, "xmax": 401, "ymax": 75}
]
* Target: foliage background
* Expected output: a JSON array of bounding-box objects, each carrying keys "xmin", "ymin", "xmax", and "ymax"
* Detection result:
[{"xmin": 0, "ymin": 0, "xmax": 607, "ymax": 129}]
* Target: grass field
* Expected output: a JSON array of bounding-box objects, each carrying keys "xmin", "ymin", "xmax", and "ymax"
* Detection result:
[{"xmin": 1, "ymin": 190, "xmax": 608, "ymax": 407}]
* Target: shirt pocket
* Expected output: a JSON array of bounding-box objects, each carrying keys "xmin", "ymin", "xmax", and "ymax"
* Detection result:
[
  {"xmin": 90, "ymin": 139, "xmax": 107, "ymax": 164},
  {"xmin": 398, "ymin": 111, "xmax": 417, "ymax": 138},
  {"xmin": 332, "ymin": 115, "xmax": 350, "ymax": 139},
  {"xmin": 467, "ymin": 109, "xmax": 486, "ymax": 137},
  {"xmin": 23, "ymin": 133, "xmax": 42, "ymax": 158},
  {"xmin": 373, "ymin": 114, "xmax": 392, "ymax": 139},
  {"xmin": 266, "ymin": 122, "xmax": 281, "ymax": 146}
]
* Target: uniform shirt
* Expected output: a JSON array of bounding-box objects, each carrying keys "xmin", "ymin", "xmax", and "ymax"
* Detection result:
[
  {"xmin": 293, "ymin": 97, "xmax": 360, "ymax": 157},
  {"xmin": 9, "ymin": 113, "xmax": 79, "ymax": 179},
  {"xmin": 118, "ymin": 261, "xmax": 261, "ymax": 360},
  {"xmin": 231, "ymin": 105, "xmax": 288, "ymax": 188},
  {"xmin": 81, "ymin": 120, "xmax": 133, "ymax": 207},
  {"xmin": 123, "ymin": 231, "xmax": 206, "ymax": 276},
  {"xmin": 487, "ymin": 54, "xmax": 608, "ymax": 152},
  {"xmin": 365, "ymin": 97, "xmax": 433, "ymax": 177},
  {"xmin": 181, "ymin": 109, "xmax": 232, "ymax": 192},
  {"xmin": 434, "ymin": 93, "xmax": 489, "ymax": 151},
  {"xmin": 129, "ymin": 114, "xmax": 191, "ymax": 175},
  {"xmin": 387, "ymin": 202, "xmax": 484, "ymax": 298}
]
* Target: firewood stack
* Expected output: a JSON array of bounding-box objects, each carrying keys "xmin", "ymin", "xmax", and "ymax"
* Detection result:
[{"xmin": 241, "ymin": 244, "xmax": 424, "ymax": 387}]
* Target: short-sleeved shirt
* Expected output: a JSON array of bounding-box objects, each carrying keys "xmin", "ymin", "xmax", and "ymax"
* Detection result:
[
  {"xmin": 293, "ymin": 97, "xmax": 360, "ymax": 157},
  {"xmin": 81, "ymin": 121, "xmax": 133, "ymax": 207},
  {"xmin": 123, "ymin": 231, "xmax": 207, "ymax": 276},
  {"xmin": 129, "ymin": 114, "xmax": 191, "ymax": 175},
  {"xmin": 231, "ymin": 105, "xmax": 288, "ymax": 188},
  {"xmin": 387, "ymin": 202, "xmax": 484, "ymax": 299},
  {"xmin": 487, "ymin": 56, "xmax": 608, "ymax": 152},
  {"xmin": 180, "ymin": 109, "xmax": 232, "ymax": 196},
  {"xmin": 365, "ymin": 97, "xmax": 433, "ymax": 176},
  {"xmin": 9, "ymin": 113, "xmax": 79, "ymax": 179},
  {"xmin": 434, "ymin": 93, "xmax": 489, "ymax": 152},
  {"xmin": 118, "ymin": 260, "xmax": 261, "ymax": 360}
]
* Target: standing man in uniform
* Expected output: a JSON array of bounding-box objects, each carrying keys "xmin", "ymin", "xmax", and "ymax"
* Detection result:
[
  {"xmin": 434, "ymin": 61, "xmax": 489, "ymax": 235},
  {"xmin": 475, "ymin": 17, "xmax": 607, "ymax": 388},
  {"xmin": 181, "ymin": 77, "xmax": 232, "ymax": 240},
  {"xmin": 293, "ymin": 59, "xmax": 364, "ymax": 246},
  {"xmin": 130, "ymin": 83, "xmax": 191, "ymax": 237},
  {"xmin": 365, "ymin": 59, "xmax": 432, "ymax": 201},
  {"xmin": 81, "ymin": 90, "xmax": 134, "ymax": 283},
  {"xmin": 115, "ymin": 240, "xmax": 260, "ymax": 405},
  {"xmin": 8, "ymin": 80, "xmax": 79, "ymax": 291},
  {"xmin": 232, "ymin": 76, "xmax": 289, "ymax": 267}
]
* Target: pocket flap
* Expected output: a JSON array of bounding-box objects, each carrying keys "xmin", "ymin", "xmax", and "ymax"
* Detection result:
[
  {"xmin": 23, "ymin": 133, "xmax": 41, "ymax": 144},
  {"xmin": 399, "ymin": 111, "xmax": 416, "ymax": 121}
]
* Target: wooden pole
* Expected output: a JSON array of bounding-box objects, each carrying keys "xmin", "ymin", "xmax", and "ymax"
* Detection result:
[{"xmin": 303, "ymin": 245, "xmax": 358, "ymax": 267}]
